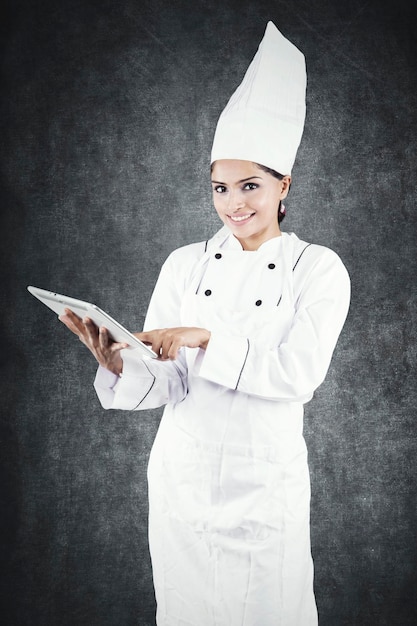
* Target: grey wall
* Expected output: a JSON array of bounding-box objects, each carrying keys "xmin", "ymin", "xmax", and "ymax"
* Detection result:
[{"xmin": 1, "ymin": 0, "xmax": 416, "ymax": 624}]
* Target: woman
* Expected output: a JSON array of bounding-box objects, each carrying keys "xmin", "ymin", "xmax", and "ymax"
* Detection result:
[{"xmin": 61, "ymin": 23, "xmax": 350, "ymax": 626}]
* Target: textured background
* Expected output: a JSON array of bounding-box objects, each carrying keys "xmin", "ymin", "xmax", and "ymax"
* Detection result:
[{"xmin": 1, "ymin": 0, "xmax": 416, "ymax": 624}]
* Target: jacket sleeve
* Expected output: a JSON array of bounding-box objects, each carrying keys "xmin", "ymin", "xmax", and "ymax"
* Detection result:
[
  {"xmin": 94, "ymin": 351, "xmax": 188, "ymax": 410},
  {"xmin": 197, "ymin": 248, "xmax": 351, "ymax": 403},
  {"xmin": 93, "ymin": 248, "xmax": 195, "ymax": 411}
]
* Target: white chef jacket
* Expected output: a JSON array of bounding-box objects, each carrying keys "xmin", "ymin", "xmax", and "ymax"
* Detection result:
[{"xmin": 94, "ymin": 226, "xmax": 350, "ymax": 626}]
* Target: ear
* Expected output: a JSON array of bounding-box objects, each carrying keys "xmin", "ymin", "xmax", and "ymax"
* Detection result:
[{"xmin": 280, "ymin": 175, "xmax": 292, "ymax": 200}]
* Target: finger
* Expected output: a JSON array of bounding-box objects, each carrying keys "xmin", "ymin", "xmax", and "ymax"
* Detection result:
[
  {"xmin": 160, "ymin": 335, "xmax": 177, "ymax": 360},
  {"xmin": 135, "ymin": 330, "xmax": 171, "ymax": 358},
  {"xmin": 167, "ymin": 337, "xmax": 183, "ymax": 360},
  {"xmin": 63, "ymin": 308, "xmax": 84, "ymax": 330},
  {"xmin": 59, "ymin": 314, "xmax": 83, "ymax": 337},
  {"xmin": 168, "ymin": 343, "xmax": 181, "ymax": 360},
  {"xmin": 98, "ymin": 327, "xmax": 128, "ymax": 352},
  {"xmin": 63, "ymin": 308, "xmax": 82, "ymax": 320},
  {"xmin": 84, "ymin": 317, "xmax": 104, "ymax": 345},
  {"xmin": 83, "ymin": 316, "xmax": 99, "ymax": 332},
  {"xmin": 110, "ymin": 342, "xmax": 129, "ymax": 352},
  {"xmin": 132, "ymin": 330, "xmax": 161, "ymax": 355},
  {"xmin": 167, "ymin": 345, "xmax": 178, "ymax": 360},
  {"xmin": 98, "ymin": 326, "xmax": 110, "ymax": 350},
  {"xmin": 61, "ymin": 309, "xmax": 89, "ymax": 337},
  {"xmin": 147, "ymin": 334, "xmax": 165, "ymax": 358},
  {"xmin": 135, "ymin": 331, "xmax": 153, "ymax": 345}
]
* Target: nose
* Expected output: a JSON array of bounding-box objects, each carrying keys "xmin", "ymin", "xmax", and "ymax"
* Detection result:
[{"xmin": 228, "ymin": 189, "xmax": 245, "ymax": 212}]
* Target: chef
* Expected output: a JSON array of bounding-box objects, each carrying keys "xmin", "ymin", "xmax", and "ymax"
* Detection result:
[{"xmin": 61, "ymin": 21, "xmax": 350, "ymax": 626}]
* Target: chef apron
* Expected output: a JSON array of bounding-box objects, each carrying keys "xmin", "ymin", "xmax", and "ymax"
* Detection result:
[{"xmin": 147, "ymin": 232, "xmax": 318, "ymax": 626}]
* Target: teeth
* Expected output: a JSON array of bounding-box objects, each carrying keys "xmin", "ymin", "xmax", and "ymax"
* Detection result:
[{"xmin": 230, "ymin": 214, "xmax": 254, "ymax": 222}]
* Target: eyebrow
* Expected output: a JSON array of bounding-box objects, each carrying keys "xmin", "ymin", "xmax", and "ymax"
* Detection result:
[{"xmin": 211, "ymin": 176, "xmax": 262, "ymax": 184}]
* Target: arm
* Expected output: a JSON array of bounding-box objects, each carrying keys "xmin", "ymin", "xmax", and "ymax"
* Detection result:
[
  {"xmin": 197, "ymin": 248, "xmax": 351, "ymax": 403},
  {"xmin": 58, "ymin": 309, "xmax": 181, "ymax": 410},
  {"xmin": 93, "ymin": 243, "xmax": 207, "ymax": 410},
  {"xmin": 94, "ymin": 349, "xmax": 188, "ymax": 410},
  {"xmin": 58, "ymin": 309, "xmax": 185, "ymax": 410}
]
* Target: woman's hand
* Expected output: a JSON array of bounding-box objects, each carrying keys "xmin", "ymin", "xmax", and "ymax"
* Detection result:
[
  {"xmin": 59, "ymin": 308, "xmax": 128, "ymax": 376},
  {"xmin": 135, "ymin": 327, "xmax": 211, "ymax": 361}
]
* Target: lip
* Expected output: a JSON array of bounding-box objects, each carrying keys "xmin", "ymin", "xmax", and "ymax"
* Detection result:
[{"xmin": 227, "ymin": 212, "xmax": 255, "ymax": 226}]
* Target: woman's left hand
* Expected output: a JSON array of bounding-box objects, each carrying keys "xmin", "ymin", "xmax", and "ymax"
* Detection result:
[{"xmin": 135, "ymin": 327, "xmax": 211, "ymax": 361}]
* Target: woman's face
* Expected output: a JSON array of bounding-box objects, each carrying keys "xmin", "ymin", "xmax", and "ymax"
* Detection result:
[{"xmin": 211, "ymin": 160, "xmax": 291, "ymax": 251}]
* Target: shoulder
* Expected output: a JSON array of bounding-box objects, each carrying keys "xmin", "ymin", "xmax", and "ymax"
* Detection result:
[
  {"xmin": 163, "ymin": 239, "xmax": 208, "ymax": 269},
  {"xmin": 285, "ymin": 232, "xmax": 350, "ymax": 277},
  {"xmin": 155, "ymin": 239, "xmax": 209, "ymax": 297},
  {"xmin": 162, "ymin": 226, "xmax": 230, "ymax": 270},
  {"xmin": 285, "ymin": 233, "xmax": 350, "ymax": 307}
]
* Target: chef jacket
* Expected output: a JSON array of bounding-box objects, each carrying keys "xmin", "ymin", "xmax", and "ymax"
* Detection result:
[{"xmin": 94, "ymin": 226, "xmax": 350, "ymax": 626}]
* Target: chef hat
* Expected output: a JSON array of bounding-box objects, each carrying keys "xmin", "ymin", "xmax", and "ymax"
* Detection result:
[{"xmin": 211, "ymin": 21, "xmax": 306, "ymax": 175}]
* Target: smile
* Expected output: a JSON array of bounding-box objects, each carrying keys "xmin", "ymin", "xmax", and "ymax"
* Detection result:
[{"xmin": 228, "ymin": 213, "xmax": 255, "ymax": 223}]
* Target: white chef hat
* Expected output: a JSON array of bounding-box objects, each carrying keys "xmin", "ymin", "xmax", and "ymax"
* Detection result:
[{"xmin": 211, "ymin": 21, "xmax": 306, "ymax": 175}]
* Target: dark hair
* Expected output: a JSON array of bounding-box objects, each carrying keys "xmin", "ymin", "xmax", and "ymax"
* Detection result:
[
  {"xmin": 255, "ymin": 163, "xmax": 287, "ymax": 223},
  {"xmin": 210, "ymin": 161, "xmax": 288, "ymax": 223},
  {"xmin": 254, "ymin": 162, "xmax": 284, "ymax": 181}
]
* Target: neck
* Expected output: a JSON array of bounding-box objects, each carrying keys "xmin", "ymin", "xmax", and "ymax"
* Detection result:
[{"xmin": 235, "ymin": 229, "xmax": 282, "ymax": 251}]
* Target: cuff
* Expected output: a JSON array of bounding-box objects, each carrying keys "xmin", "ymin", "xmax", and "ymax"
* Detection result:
[
  {"xmin": 94, "ymin": 349, "xmax": 156, "ymax": 410},
  {"xmin": 112, "ymin": 349, "xmax": 156, "ymax": 410},
  {"xmin": 93, "ymin": 366, "xmax": 120, "ymax": 409}
]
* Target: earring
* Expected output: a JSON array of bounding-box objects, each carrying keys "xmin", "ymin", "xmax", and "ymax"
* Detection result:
[{"xmin": 279, "ymin": 202, "xmax": 286, "ymax": 216}]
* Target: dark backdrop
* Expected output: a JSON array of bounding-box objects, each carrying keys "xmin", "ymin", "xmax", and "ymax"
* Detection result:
[{"xmin": 1, "ymin": 0, "xmax": 416, "ymax": 624}]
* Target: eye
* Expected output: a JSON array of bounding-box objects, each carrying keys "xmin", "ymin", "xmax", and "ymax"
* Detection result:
[
  {"xmin": 243, "ymin": 182, "xmax": 258, "ymax": 191},
  {"xmin": 213, "ymin": 185, "xmax": 227, "ymax": 194}
]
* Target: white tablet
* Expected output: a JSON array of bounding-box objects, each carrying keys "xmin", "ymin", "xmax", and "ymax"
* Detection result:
[{"xmin": 27, "ymin": 286, "xmax": 158, "ymax": 358}]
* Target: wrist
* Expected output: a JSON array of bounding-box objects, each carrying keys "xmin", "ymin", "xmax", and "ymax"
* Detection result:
[
  {"xmin": 106, "ymin": 365, "xmax": 122, "ymax": 376},
  {"xmin": 199, "ymin": 330, "xmax": 211, "ymax": 351},
  {"xmin": 103, "ymin": 357, "xmax": 123, "ymax": 377}
]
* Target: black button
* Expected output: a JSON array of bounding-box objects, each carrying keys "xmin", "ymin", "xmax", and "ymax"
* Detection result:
[
  {"xmin": 205, "ymin": 289, "xmax": 212, "ymax": 296},
  {"xmin": 215, "ymin": 253, "xmax": 222, "ymax": 259},
  {"xmin": 268, "ymin": 263, "xmax": 276, "ymax": 269},
  {"xmin": 255, "ymin": 300, "xmax": 262, "ymax": 306}
]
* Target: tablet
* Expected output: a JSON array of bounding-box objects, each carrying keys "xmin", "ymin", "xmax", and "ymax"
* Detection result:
[{"xmin": 27, "ymin": 286, "xmax": 158, "ymax": 358}]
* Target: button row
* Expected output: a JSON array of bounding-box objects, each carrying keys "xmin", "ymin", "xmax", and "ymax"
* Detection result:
[
  {"xmin": 213, "ymin": 253, "xmax": 276, "ymax": 270},
  {"xmin": 204, "ymin": 289, "xmax": 263, "ymax": 306}
]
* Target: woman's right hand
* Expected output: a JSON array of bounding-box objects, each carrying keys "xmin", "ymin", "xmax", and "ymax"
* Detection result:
[{"xmin": 59, "ymin": 308, "xmax": 128, "ymax": 376}]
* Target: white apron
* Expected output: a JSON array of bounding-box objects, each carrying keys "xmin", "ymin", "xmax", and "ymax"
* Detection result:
[{"xmin": 147, "ymin": 233, "xmax": 318, "ymax": 626}]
